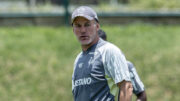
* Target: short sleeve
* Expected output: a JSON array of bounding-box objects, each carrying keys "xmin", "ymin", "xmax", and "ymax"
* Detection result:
[
  {"xmin": 127, "ymin": 61, "xmax": 145, "ymax": 95},
  {"xmin": 103, "ymin": 44, "xmax": 131, "ymax": 84}
]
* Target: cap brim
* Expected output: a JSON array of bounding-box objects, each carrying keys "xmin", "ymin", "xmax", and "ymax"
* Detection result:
[{"xmin": 72, "ymin": 14, "xmax": 94, "ymax": 24}]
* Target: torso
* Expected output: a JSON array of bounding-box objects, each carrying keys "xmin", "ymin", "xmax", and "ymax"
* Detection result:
[{"xmin": 72, "ymin": 39, "xmax": 114, "ymax": 101}]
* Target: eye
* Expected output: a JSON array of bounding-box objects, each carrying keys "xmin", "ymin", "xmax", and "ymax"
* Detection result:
[
  {"xmin": 74, "ymin": 24, "xmax": 81, "ymax": 28},
  {"xmin": 84, "ymin": 23, "xmax": 90, "ymax": 27}
]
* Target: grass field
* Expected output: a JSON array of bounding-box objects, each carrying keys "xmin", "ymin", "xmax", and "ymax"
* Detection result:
[{"xmin": 0, "ymin": 24, "xmax": 180, "ymax": 101}]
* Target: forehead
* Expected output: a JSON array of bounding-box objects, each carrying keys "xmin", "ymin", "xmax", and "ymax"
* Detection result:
[{"xmin": 73, "ymin": 17, "xmax": 93, "ymax": 24}]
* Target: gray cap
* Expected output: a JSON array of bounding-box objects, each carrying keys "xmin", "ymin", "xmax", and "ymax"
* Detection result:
[{"xmin": 71, "ymin": 6, "xmax": 98, "ymax": 24}]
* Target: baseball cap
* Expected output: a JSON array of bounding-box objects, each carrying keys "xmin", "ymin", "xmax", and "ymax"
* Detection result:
[{"xmin": 71, "ymin": 6, "xmax": 99, "ymax": 24}]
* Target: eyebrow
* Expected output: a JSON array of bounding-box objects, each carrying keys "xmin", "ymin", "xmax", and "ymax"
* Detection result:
[{"xmin": 74, "ymin": 21, "xmax": 91, "ymax": 25}]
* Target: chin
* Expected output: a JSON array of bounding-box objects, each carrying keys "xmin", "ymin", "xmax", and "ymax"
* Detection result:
[{"xmin": 80, "ymin": 40, "xmax": 92, "ymax": 45}]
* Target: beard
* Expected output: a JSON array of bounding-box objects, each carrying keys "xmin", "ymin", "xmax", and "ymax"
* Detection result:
[
  {"xmin": 79, "ymin": 36, "xmax": 92, "ymax": 45},
  {"xmin": 78, "ymin": 34, "xmax": 97, "ymax": 46}
]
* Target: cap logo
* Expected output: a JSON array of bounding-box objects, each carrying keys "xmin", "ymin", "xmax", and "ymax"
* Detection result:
[{"xmin": 77, "ymin": 8, "xmax": 85, "ymax": 14}]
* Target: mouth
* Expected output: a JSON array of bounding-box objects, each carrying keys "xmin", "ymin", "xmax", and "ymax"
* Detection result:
[{"xmin": 80, "ymin": 36, "xmax": 89, "ymax": 40}]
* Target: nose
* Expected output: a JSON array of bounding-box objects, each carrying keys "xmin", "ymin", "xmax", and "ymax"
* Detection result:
[{"xmin": 80, "ymin": 26, "xmax": 86, "ymax": 33}]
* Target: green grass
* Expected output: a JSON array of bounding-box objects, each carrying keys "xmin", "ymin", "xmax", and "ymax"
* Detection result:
[
  {"xmin": 126, "ymin": 0, "xmax": 180, "ymax": 11},
  {"xmin": 97, "ymin": 0, "xmax": 180, "ymax": 12},
  {"xmin": 0, "ymin": 24, "xmax": 180, "ymax": 101}
]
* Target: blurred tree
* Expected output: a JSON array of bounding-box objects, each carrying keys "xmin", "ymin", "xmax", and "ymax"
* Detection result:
[
  {"xmin": 70, "ymin": 0, "xmax": 98, "ymax": 5},
  {"xmin": 109, "ymin": 0, "xmax": 129, "ymax": 5},
  {"xmin": 26, "ymin": 0, "xmax": 49, "ymax": 6},
  {"xmin": 37, "ymin": 0, "xmax": 48, "ymax": 4},
  {"xmin": 110, "ymin": 0, "xmax": 118, "ymax": 5},
  {"xmin": 119, "ymin": 0, "xmax": 129, "ymax": 4},
  {"xmin": 25, "ymin": 0, "xmax": 64, "ymax": 5},
  {"xmin": 51, "ymin": 0, "xmax": 63, "ymax": 5},
  {"xmin": 26, "ymin": 0, "xmax": 36, "ymax": 6},
  {"xmin": 63, "ymin": 0, "xmax": 70, "ymax": 25}
]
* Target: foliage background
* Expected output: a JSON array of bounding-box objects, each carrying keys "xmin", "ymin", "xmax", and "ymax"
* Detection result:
[
  {"xmin": 1, "ymin": 0, "xmax": 180, "ymax": 13},
  {"xmin": 0, "ymin": 24, "xmax": 180, "ymax": 101}
]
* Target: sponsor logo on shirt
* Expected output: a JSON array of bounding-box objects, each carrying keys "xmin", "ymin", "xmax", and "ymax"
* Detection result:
[{"xmin": 74, "ymin": 77, "xmax": 92, "ymax": 87}]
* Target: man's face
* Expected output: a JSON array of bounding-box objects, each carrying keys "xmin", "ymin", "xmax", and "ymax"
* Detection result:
[{"xmin": 73, "ymin": 17, "xmax": 99, "ymax": 46}]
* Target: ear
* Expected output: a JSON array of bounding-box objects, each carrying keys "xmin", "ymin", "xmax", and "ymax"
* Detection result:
[{"xmin": 96, "ymin": 23, "xmax": 100, "ymax": 31}]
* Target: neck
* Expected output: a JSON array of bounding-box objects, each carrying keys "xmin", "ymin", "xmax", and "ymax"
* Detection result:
[{"xmin": 82, "ymin": 37, "xmax": 99, "ymax": 51}]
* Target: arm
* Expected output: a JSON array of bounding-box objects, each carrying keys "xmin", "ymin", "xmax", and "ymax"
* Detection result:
[
  {"xmin": 127, "ymin": 61, "xmax": 147, "ymax": 101},
  {"xmin": 118, "ymin": 80, "xmax": 133, "ymax": 101},
  {"xmin": 136, "ymin": 91, "xmax": 147, "ymax": 101},
  {"xmin": 103, "ymin": 44, "xmax": 132, "ymax": 100}
]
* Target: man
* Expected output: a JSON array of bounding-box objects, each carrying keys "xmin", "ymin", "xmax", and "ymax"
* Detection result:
[
  {"xmin": 71, "ymin": 6, "xmax": 133, "ymax": 101},
  {"xmin": 98, "ymin": 29, "xmax": 147, "ymax": 101}
]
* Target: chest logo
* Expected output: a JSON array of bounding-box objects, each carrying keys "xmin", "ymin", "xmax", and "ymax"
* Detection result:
[{"xmin": 78, "ymin": 63, "xmax": 83, "ymax": 68}]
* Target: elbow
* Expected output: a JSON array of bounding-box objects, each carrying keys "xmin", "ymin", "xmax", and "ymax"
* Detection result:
[{"xmin": 118, "ymin": 80, "xmax": 133, "ymax": 101}]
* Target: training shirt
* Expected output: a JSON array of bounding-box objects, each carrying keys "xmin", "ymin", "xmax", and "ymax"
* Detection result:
[
  {"xmin": 72, "ymin": 38, "xmax": 131, "ymax": 101},
  {"xmin": 127, "ymin": 61, "xmax": 145, "ymax": 95}
]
